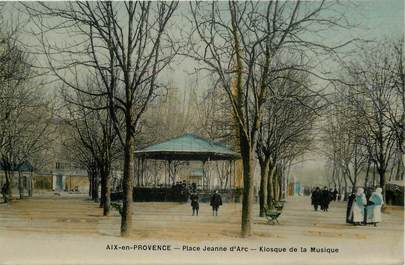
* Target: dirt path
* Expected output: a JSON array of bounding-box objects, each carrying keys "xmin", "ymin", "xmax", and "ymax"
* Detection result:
[{"xmin": 0, "ymin": 194, "xmax": 403, "ymax": 265}]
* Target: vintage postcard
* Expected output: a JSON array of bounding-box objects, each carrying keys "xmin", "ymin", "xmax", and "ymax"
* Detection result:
[{"xmin": 0, "ymin": 1, "xmax": 403, "ymax": 265}]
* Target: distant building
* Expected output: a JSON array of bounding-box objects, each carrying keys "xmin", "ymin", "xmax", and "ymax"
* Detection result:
[
  {"xmin": 24, "ymin": 118, "xmax": 91, "ymax": 194},
  {"xmin": 34, "ymin": 164, "xmax": 89, "ymax": 193},
  {"xmin": 0, "ymin": 161, "xmax": 34, "ymax": 197}
]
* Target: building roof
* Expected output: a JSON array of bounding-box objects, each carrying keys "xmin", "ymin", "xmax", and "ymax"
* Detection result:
[
  {"xmin": 0, "ymin": 161, "xmax": 33, "ymax": 172},
  {"xmin": 135, "ymin": 134, "xmax": 240, "ymax": 161}
]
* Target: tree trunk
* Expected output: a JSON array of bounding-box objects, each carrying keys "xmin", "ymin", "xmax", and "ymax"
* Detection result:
[
  {"xmin": 258, "ymin": 156, "xmax": 270, "ymax": 217},
  {"xmin": 94, "ymin": 177, "xmax": 99, "ymax": 202},
  {"xmin": 372, "ymin": 165, "xmax": 376, "ymax": 186},
  {"xmin": 121, "ymin": 128, "xmax": 134, "ymax": 237},
  {"xmin": 100, "ymin": 169, "xmax": 106, "ymax": 208},
  {"xmin": 91, "ymin": 170, "xmax": 95, "ymax": 200},
  {"xmin": 3, "ymin": 170, "xmax": 11, "ymax": 203},
  {"xmin": 103, "ymin": 168, "xmax": 111, "ymax": 216},
  {"xmin": 378, "ymin": 167, "xmax": 386, "ymax": 199},
  {"xmin": 336, "ymin": 168, "xmax": 342, "ymax": 196},
  {"xmin": 364, "ymin": 160, "xmax": 371, "ymax": 188},
  {"xmin": 99, "ymin": 165, "xmax": 111, "ymax": 216},
  {"xmin": 225, "ymin": 161, "xmax": 230, "ymax": 189},
  {"xmin": 88, "ymin": 171, "xmax": 92, "ymax": 198},
  {"xmin": 277, "ymin": 172, "xmax": 283, "ymax": 201},
  {"xmin": 28, "ymin": 173, "xmax": 33, "ymax": 197},
  {"xmin": 7, "ymin": 170, "xmax": 13, "ymax": 201},
  {"xmin": 92, "ymin": 170, "xmax": 99, "ymax": 202},
  {"xmin": 240, "ymin": 135, "xmax": 255, "ymax": 238},
  {"xmin": 266, "ymin": 162, "xmax": 276, "ymax": 207},
  {"xmin": 343, "ymin": 173, "xmax": 348, "ymax": 200},
  {"xmin": 350, "ymin": 180, "xmax": 356, "ymax": 194},
  {"xmin": 273, "ymin": 168, "xmax": 279, "ymax": 201},
  {"xmin": 18, "ymin": 171, "xmax": 23, "ymax": 199}
]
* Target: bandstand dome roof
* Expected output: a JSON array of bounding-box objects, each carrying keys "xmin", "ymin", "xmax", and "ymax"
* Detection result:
[{"xmin": 135, "ymin": 134, "xmax": 240, "ymax": 161}]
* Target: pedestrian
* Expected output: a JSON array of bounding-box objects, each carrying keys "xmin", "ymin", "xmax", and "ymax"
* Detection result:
[
  {"xmin": 210, "ymin": 190, "xmax": 222, "ymax": 216},
  {"xmin": 311, "ymin": 187, "xmax": 321, "ymax": 211},
  {"xmin": 191, "ymin": 182, "xmax": 197, "ymax": 193},
  {"xmin": 190, "ymin": 193, "xmax": 199, "ymax": 216},
  {"xmin": 320, "ymin": 186, "xmax": 331, "ymax": 211},
  {"xmin": 350, "ymin": 188, "xmax": 367, "ymax": 225},
  {"xmin": 366, "ymin": 187, "xmax": 384, "ymax": 227},
  {"xmin": 346, "ymin": 191, "xmax": 356, "ymax": 224},
  {"xmin": 332, "ymin": 188, "xmax": 338, "ymax": 202}
]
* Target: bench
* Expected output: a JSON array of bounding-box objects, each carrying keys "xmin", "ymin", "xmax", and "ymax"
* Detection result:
[
  {"xmin": 264, "ymin": 201, "xmax": 285, "ymax": 225},
  {"xmin": 264, "ymin": 206, "xmax": 282, "ymax": 225},
  {"xmin": 111, "ymin": 202, "xmax": 123, "ymax": 216}
]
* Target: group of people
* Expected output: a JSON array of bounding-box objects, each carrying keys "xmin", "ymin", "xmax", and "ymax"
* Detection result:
[
  {"xmin": 190, "ymin": 190, "xmax": 222, "ymax": 216},
  {"xmin": 311, "ymin": 187, "xmax": 338, "ymax": 211},
  {"xmin": 311, "ymin": 186, "xmax": 384, "ymax": 226},
  {"xmin": 346, "ymin": 187, "xmax": 384, "ymax": 226}
]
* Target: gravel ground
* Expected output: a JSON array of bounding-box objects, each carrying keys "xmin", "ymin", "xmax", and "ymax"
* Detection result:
[{"xmin": 0, "ymin": 194, "xmax": 403, "ymax": 265}]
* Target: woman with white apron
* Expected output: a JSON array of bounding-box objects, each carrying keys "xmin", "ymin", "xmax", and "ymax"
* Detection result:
[
  {"xmin": 366, "ymin": 187, "xmax": 384, "ymax": 226},
  {"xmin": 350, "ymin": 188, "xmax": 367, "ymax": 225}
]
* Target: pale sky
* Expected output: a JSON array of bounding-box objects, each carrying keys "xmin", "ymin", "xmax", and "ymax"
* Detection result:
[
  {"xmin": 3, "ymin": 1, "xmax": 404, "ymax": 186},
  {"xmin": 271, "ymin": 0, "xmax": 404, "ymax": 186}
]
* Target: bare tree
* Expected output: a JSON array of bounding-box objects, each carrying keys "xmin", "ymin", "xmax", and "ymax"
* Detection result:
[
  {"xmin": 323, "ymin": 97, "xmax": 368, "ymax": 195},
  {"xmin": 188, "ymin": 1, "xmax": 352, "ymax": 237},
  {"xmin": 63, "ymin": 126, "xmax": 98, "ymax": 198},
  {"xmin": 24, "ymin": 1, "xmax": 178, "ymax": 236},
  {"xmin": 389, "ymin": 38, "xmax": 404, "ymax": 180},
  {"xmin": 256, "ymin": 68, "xmax": 319, "ymax": 215},
  {"xmin": 139, "ymin": 86, "xmax": 199, "ymax": 145},
  {"xmin": 61, "ymin": 79, "xmax": 121, "ymax": 216},
  {"xmin": 0, "ymin": 35, "xmax": 52, "ymax": 202},
  {"xmin": 336, "ymin": 41, "xmax": 400, "ymax": 193}
]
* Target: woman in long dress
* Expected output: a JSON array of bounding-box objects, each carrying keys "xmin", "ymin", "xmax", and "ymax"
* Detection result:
[
  {"xmin": 350, "ymin": 188, "xmax": 367, "ymax": 225},
  {"xmin": 366, "ymin": 187, "xmax": 384, "ymax": 226}
]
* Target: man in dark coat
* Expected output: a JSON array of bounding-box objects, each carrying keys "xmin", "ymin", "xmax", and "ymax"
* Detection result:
[
  {"xmin": 311, "ymin": 187, "xmax": 321, "ymax": 211},
  {"xmin": 346, "ymin": 191, "xmax": 356, "ymax": 223},
  {"xmin": 190, "ymin": 182, "xmax": 197, "ymax": 193},
  {"xmin": 190, "ymin": 193, "xmax": 199, "ymax": 216},
  {"xmin": 320, "ymin": 186, "xmax": 331, "ymax": 211},
  {"xmin": 332, "ymin": 188, "xmax": 338, "ymax": 202},
  {"xmin": 210, "ymin": 190, "xmax": 222, "ymax": 216}
]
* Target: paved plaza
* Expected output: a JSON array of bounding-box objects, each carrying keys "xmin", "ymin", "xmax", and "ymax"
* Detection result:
[{"xmin": 0, "ymin": 194, "xmax": 403, "ymax": 265}]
